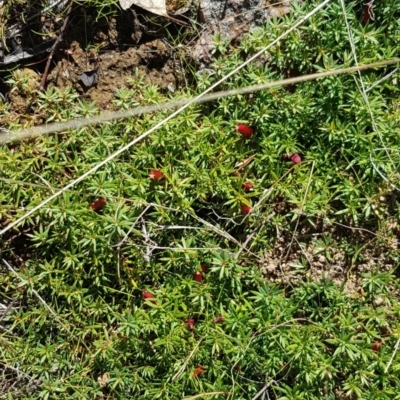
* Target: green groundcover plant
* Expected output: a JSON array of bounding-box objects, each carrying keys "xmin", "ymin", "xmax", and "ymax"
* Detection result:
[{"xmin": 1, "ymin": 0, "xmax": 400, "ymax": 399}]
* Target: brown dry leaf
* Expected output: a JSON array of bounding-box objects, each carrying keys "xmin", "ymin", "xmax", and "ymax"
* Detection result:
[
  {"xmin": 234, "ymin": 154, "xmax": 257, "ymax": 171},
  {"xmin": 97, "ymin": 372, "xmax": 110, "ymax": 388},
  {"xmin": 119, "ymin": 0, "xmax": 168, "ymax": 17},
  {"xmin": 167, "ymin": 0, "xmax": 192, "ymax": 14}
]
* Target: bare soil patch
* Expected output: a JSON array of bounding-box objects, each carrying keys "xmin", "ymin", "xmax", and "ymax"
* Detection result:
[
  {"xmin": 260, "ymin": 221, "xmax": 400, "ymax": 296},
  {"xmin": 48, "ymin": 38, "xmax": 177, "ymax": 108},
  {"xmin": 1, "ymin": 0, "xmax": 295, "ymax": 115}
]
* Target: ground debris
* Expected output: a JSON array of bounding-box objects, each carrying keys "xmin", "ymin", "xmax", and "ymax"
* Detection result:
[{"xmin": 192, "ymin": 0, "xmax": 294, "ymax": 65}]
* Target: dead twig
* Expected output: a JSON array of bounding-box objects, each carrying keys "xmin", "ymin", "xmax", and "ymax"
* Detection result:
[
  {"xmin": 40, "ymin": 1, "xmax": 73, "ymax": 90},
  {"xmin": 284, "ymin": 161, "xmax": 315, "ymax": 261},
  {"xmin": 2, "ymin": 259, "xmax": 70, "ymax": 332},
  {"xmin": 385, "ymin": 337, "xmax": 400, "ymax": 373},
  {"xmin": 251, "ymin": 383, "xmax": 272, "ymax": 400},
  {"xmin": 0, "ymin": 300, "xmax": 17, "ymax": 324},
  {"xmin": 3, "ymin": 58, "xmax": 400, "ymax": 144},
  {"xmin": 182, "ymin": 392, "xmax": 228, "ymax": 400},
  {"xmin": 172, "ymin": 339, "xmax": 203, "ymax": 381}
]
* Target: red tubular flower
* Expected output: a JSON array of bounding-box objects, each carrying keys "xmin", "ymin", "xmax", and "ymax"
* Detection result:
[
  {"xmin": 142, "ymin": 291, "xmax": 156, "ymax": 303},
  {"xmin": 149, "ymin": 169, "xmax": 164, "ymax": 180},
  {"xmin": 362, "ymin": 2, "xmax": 374, "ymax": 24},
  {"xmin": 193, "ymin": 366, "xmax": 205, "ymax": 377},
  {"xmin": 241, "ymin": 202, "xmax": 252, "ymax": 214},
  {"xmin": 236, "ymin": 124, "xmax": 254, "ymax": 138},
  {"xmin": 187, "ymin": 318, "xmax": 195, "ymax": 330},
  {"xmin": 242, "ymin": 182, "xmax": 253, "ymax": 191},
  {"xmin": 214, "ymin": 315, "xmax": 224, "ymax": 323},
  {"xmin": 372, "ymin": 341, "xmax": 382, "ymax": 353},
  {"xmin": 194, "ymin": 271, "xmax": 203, "ymax": 282},
  {"xmin": 90, "ymin": 197, "xmax": 106, "ymax": 211},
  {"xmin": 290, "ymin": 153, "xmax": 301, "ymax": 165}
]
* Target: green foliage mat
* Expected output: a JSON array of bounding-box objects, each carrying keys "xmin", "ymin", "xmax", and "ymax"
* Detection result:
[{"xmin": 1, "ymin": 0, "xmax": 400, "ymax": 398}]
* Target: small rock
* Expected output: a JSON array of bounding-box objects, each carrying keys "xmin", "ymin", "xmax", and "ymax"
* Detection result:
[{"xmin": 374, "ymin": 297, "xmax": 384, "ymax": 306}]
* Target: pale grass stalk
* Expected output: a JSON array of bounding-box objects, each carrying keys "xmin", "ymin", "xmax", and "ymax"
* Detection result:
[
  {"xmin": 284, "ymin": 161, "xmax": 315, "ymax": 260},
  {"xmin": 172, "ymin": 339, "xmax": 203, "ymax": 381},
  {"xmin": 385, "ymin": 337, "xmax": 400, "ymax": 373},
  {"xmin": 339, "ymin": 0, "xmax": 398, "ymax": 186},
  {"xmin": 251, "ymin": 383, "xmax": 272, "ymax": 400},
  {"xmin": 2, "ymin": 58, "xmax": 398, "ymax": 144},
  {"xmin": 2, "ymin": 259, "xmax": 70, "ymax": 333},
  {"xmin": 228, "ymin": 318, "xmax": 308, "ymax": 399},
  {"xmin": 365, "ymin": 68, "xmax": 398, "ymax": 93},
  {"xmin": 182, "ymin": 392, "xmax": 229, "ymax": 400}
]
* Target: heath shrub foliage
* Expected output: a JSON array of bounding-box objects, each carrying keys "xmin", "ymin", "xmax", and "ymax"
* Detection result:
[{"xmin": 1, "ymin": 0, "xmax": 400, "ymax": 399}]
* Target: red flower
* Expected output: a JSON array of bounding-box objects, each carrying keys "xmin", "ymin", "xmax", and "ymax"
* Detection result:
[
  {"xmin": 235, "ymin": 364, "xmax": 242, "ymax": 371},
  {"xmin": 194, "ymin": 271, "xmax": 203, "ymax": 282},
  {"xmin": 193, "ymin": 366, "xmax": 205, "ymax": 377},
  {"xmin": 90, "ymin": 197, "xmax": 106, "ymax": 211},
  {"xmin": 241, "ymin": 202, "xmax": 252, "ymax": 214},
  {"xmin": 362, "ymin": 1, "xmax": 374, "ymax": 24},
  {"xmin": 236, "ymin": 124, "xmax": 254, "ymax": 138},
  {"xmin": 149, "ymin": 169, "xmax": 164, "ymax": 180},
  {"xmin": 242, "ymin": 182, "xmax": 253, "ymax": 191},
  {"xmin": 372, "ymin": 341, "xmax": 382, "ymax": 353},
  {"xmin": 142, "ymin": 291, "xmax": 156, "ymax": 303},
  {"xmin": 290, "ymin": 153, "xmax": 301, "ymax": 165},
  {"xmin": 200, "ymin": 263, "xmax": 208, "ymax": 273},
  {"xmin": 214, "ymin": 315, "xmax": 224, "ymax": 323},
  {"xmin": 187, "ymin": 318, "xmax": 195, "ymax": 330}
]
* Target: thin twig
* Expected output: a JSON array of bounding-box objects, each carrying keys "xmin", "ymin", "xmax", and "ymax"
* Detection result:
[
  {"xmin": 40, "ymin": 1, "xmax": 73, "ymax": 90},
  {"xmin": 0, "ymin": 362, "xmax": 37, "ymax": 383},
  {"xmin": 251, "ymin": 383, "xmax": 271, "ymax": 400},
  {"xmin": 284, "ymin": 161, "xmax": 315, "ymax": 260},
  {"xmin": 385, "ymin": 337, "xmax": 400, "ymax": 373},
  {"xmin": 228, "ymin": 318, "xmax": 308, "ymax": 399},
  {"xmin": 32, "ymin": 173, "xmax": 55, "ymax": 194},
  {"xmin": 172, "ymin": 339, "xmax": 203, "ymax": 381},
  {"xmin": 115, "ymin": 202, "xmax": 259, "ymax": 259},
  {"xmin": 235, "ymin": 231, "xmax": 256, "ymax": 260},
  {"xmin": 2, "ymin": 259, "xmax": 69, "ymax": 332},
  {"xmin": 0, "ymin": 300, "xmax": 17, "ymax": 324},
  {"xmin": 339, "ymin": 0, "xmax": 398, "ymax": 189},
  {"xmin": 182, "ymin": 392, "xmax": 228, "ymax": 400},
  {"xmin": 2, "ymin": 58, "xmax": 399, "ymax": 144},
  {"xmin": 365, "ymin": 68, "xmax": 398, "ymax": 93}
]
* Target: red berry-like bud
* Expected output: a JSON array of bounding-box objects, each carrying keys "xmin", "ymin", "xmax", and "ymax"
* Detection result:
[
  {"xmin": 194, "ymin": 271, "xmax": 203, "ymax": 282},
  {"xmin": 236, "ymin": 124, "xmax": 254, "ymax": 138},
  {"xmin": 242, "ymin": 182, "xmax": 253, "ymax": 191},
  {"xmin": 193, "ymin": 366, "xmax": 205, "ymax": 377},
  {"xmin": 372, "ymin": 341, "xmax": 382, "ymax": 353},
  {"xmin": 90, "ymin": 197, "xmax": 107, "ymax": 211},
  {"xmin": 241, "ymin": 203, "xmax": 252, "ymax": 214},
  {"xmin": 142, "ymin": 291, "xmax": 156, "ymax": 303},
  {"xmin": 214, "ymin": 315, "xmax": 224, "ymax": 323},
  {"xmin": 187, "ymin": 318, "xmax": 195, "ymax": 330},
  {"xmin": 290, "ymin": 153, "xmax": 301, "ymax": 164},
  {"xmin": 149, "ymin": 169, "xmax": 164, "ymax": 180}
]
